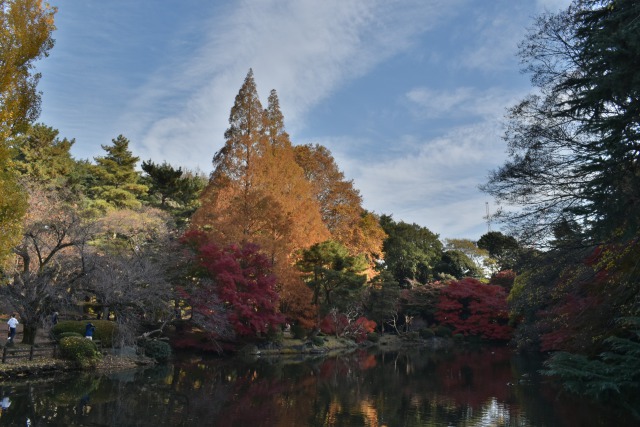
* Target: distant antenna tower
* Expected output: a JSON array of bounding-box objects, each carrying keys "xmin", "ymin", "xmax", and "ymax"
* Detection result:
[{"xmin": 485, "ymin": 202, "xmax": 491, "ymax": 232}]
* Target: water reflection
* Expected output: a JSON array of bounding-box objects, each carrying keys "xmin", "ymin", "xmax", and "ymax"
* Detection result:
[{"xmin": 0, "ymin": 345, "xmax": 635, "ymax": 426}]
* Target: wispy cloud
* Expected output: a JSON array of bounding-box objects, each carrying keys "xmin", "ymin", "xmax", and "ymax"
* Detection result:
[
  {"xmin": 405, "ymin": 86, "xmax": 520, "ymax": 120},
  {"xmin": 119, "ymin": 0, "xmax": 467, "ymax": 170},
  {"xmin": 336, "ymin": 121, "xmax": 507, "ymax": 239}
]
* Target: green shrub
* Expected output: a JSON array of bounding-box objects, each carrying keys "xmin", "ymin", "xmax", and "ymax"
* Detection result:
[
  {"xmin": 143, "ymin": 340, "xmax": 172, "ymax": 362},
  {"xmin": 453, "ymin": 333, "xmax": 465, "ymax": 341},
  {"xmin": 405, "ymin": 331, "xmax": 420, "ymax": 341},
  {"xmin": 419, "ymin": 328, "xmax": 435, "ymax": 339},
  {"xmin": 59, "ymin": 336, "xmax": 102, "ymax": 368},
  {"xmin": 367, "ymin": 332, "xmax": 380, "ymax": 342},
  {"xmin": 52, "ymin": 320, "xmax": 118, "ymax": 347},
  {"xmin": 435, "ymin": 325, "xmax": 453, "ymax": 338},
  {"xmin": 265, "ymin": 326, "xmax": 283, "ymax": 344},
  {"xmin": 311, "ymin": 336, "xmax": 324, "ymax": 347},
  {"xmin": 58, "ymin": 332, "xmax": 83, "ymax": 339},
  {"xmin": 290, "ymin": 323, "xmax": 307, "ymax": 340}
]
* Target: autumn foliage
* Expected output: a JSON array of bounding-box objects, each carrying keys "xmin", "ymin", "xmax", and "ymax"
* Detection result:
[
  {"xmin": 435, "ymin": 278, "xmax": 512, "ymax": 341},
  {"xmin": 489, "ymin": 269, "xmax": 516, "ymax": 290},
  {"xmin": 181, "ymin": 231, "xmax": 284, "ymax": 338},
  {"xmin": 534, "ymin": 240, "xmax": 640, "ymax": 353},
  {"xmin": 319, "ymin": 311, "xmax": 376, "ymax": 343}
]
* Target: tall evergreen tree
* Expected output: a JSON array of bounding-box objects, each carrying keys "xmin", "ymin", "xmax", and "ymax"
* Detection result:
[
  {"xmin": 12, "ymin": 123, "xmax": 75, "ymax": 187},
  {"xmin": 482, "ymin": 0, "xmax": 640, "ymax": 246},
  {"xmin": 91, "ymin": 135, "xmax": 148, "ymax": 209},
  {"xmin": 482, "ymin": 0, "xmax": 640, "ymax": 403}
]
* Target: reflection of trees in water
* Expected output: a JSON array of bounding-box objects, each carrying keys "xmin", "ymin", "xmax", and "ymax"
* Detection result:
[{"xmin": 0, "ymin": 347, "xmax": 636, "ymax": 426}]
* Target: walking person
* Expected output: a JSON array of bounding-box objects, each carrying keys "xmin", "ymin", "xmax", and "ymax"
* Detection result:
[
  {"xmin": 7, "ymin": 314, "xmax": 18, "ymax": 343},
  {"xmin": 84, "ymin": 322, "xmax": 95, "ymax": 340}
]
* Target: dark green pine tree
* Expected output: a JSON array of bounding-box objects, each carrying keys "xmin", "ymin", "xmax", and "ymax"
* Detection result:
[
  {"xmin": 141, "ymin": 160, "xmax": 184, "ymax": 207},
  {"xmin": 141, "ymin": 159, "xmax": 206, "ymax": 222},
  {"xmin": 12, "ymin": 123, "xmax": 76, "ymax": 188},
  {"xmin": 91, "ymin": 134, "xmax": 148, "ymax": 209}
]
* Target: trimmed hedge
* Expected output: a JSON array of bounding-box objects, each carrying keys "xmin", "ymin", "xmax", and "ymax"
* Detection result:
[
  {"xmin": 143, "ymin": 340, "xmax": 172, "ymax": 362},
  {"xmin": 419, "ymin": 328, "xmax": 436, "ymax": 339},
  {"xmin": 59, "ymin": 336, "xmax": 102, "ymax": 368},
  {"xmin": 434, "ymin": 325, "xmax": 453, "ymax": 338},
  {"xmin": 52, "ymin": 320, "xmax": 118, "ymax": 347}
]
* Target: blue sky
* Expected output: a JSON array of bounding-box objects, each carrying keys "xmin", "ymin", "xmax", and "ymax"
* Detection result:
[{"xmin": 37, "ymin": 0, "xmax": 571, "ymax": 241}]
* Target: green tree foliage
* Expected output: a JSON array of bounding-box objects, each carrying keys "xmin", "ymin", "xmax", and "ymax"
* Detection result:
[
  {"xmin": 0, "ymin": 0, "xmax": 56, "ymax": 264},
  {"xmin": 141, "ymin": 159, "xmax": 206, "ymax": 222},
  {"xmin": 443, "ymin": 238, "xmax": 489, "ymax": 276},
  {"xmin": 483, "ymin": 0, "xmax": 640, "ymax": 403},
  {"xmin": 380, "ymin": 215, "xmax": 443, "ymax": 285},
  {"xmin": 297, "ymin": 240, "xmax": 368, "ymax": 316},
  {"xmin": 91, "ymin": 134, "xmax": 148, "ymax": 210},
  {"xmin": 477, "ymin": 231, "xmax": 521, "ymax": 272},
  {"xmin": 435, "ymin": 249, "xmax": 482, "ymax": 279},
  {"xmin": 482, "ymin": 0, "xmax": 640, "ymax": 246},
  {"xmin": 141, "ymin": 160, "xmax": 183, "ymax": 207},
  {"xmin": 12, "ymin": 122, "xmax": 75, "ymax": 187},
  {"xmin": 542, "ymin": 317, "xmax": 640, "ymax": 417},
  {"xmin": 363, "ymin": 270, "xmax": 400, "ymax": 332}
]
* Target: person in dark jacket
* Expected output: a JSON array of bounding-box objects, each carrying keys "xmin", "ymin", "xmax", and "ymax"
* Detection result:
[{"xmin": 84, "ymin": 322, "xmax": 95, "ymax": 340}]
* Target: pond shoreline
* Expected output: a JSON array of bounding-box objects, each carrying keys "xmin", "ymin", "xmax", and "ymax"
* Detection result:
[{"xmin": 0, "ymin": 334, "xmax": 455, "ymax": 380}]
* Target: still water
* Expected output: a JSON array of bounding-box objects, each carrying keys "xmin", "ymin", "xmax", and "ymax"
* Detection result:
[{"xmin": 0, "ymin": 345, "xmax": 634, "ymax": 426}]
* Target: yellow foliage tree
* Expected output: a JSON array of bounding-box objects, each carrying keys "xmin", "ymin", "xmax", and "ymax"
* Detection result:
[{"xmin": 0, "ymin": 0, "xmax": 56, "ymax": 264}]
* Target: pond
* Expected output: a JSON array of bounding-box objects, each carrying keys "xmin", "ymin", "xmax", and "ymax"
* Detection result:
[{"xmin": 0, "ymin": 345, "xmax": 635, "ymax": 426}]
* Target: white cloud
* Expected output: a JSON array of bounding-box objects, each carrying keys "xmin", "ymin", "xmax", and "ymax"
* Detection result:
[
  {"xmin": 535, "ymin": 0, "xmax": 572, "ymax": 12},
  {"xmin": 341, "ymin": 121, "xmax": 507, "ymax": 239},
  {"xmin": 116, "ymin": 0, "xmax": 467, "ymax": 171},
  {"xmin": 405, "ymin": 86, "xmax": 520, "ymax": 120}
]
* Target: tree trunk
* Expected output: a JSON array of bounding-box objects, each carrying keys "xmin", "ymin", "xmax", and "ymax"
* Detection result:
[{"xmin": 22, "ymin": 323, "xmax": 37, "ymax": 345}]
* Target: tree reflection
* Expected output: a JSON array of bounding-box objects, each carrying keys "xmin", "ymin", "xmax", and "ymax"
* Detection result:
[{"xmin": 0, "ymin": 346, "xmax": 635, "ymax": 426}]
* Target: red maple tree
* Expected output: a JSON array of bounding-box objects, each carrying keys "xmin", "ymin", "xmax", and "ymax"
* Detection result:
[
  {"xmin": 181, "ymin": 231, "xmax": 284, "ymax": 338},
  {"xmin": 435, "ymin": 278, "xmax": 512, "ymax": 341}
]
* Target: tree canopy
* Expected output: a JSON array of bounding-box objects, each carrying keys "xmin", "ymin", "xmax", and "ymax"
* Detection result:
[
  {"xmin": 91, "ymin": 135, "xmax": 148, "ymax": 210},
  {"xmin": 380, "ymin": 215, "xmax": 443, "ymax": 285},
  {"xmin": 0, "ymin": 0, "xmax": 56, "ymax": 265},
  {"xmin": 482, "ymin": 0, "xmax": 640, "ymax": 247}
]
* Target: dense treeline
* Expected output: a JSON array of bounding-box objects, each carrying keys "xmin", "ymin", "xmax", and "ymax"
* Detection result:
[
  {"xmin": 483, "ymin": 0, "xmax": 640, "ymax": 413},
  {"xmin": 0, "ymin": 1, "xmax": 511, "ymax": 349},
  {"xmin": 1, "ymin": 0, "xmax": 638, "ymax": 416}
]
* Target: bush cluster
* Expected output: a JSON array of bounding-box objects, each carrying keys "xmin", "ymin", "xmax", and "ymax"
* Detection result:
[
  {"xmin": 419, "ymin": 328, "xmax": 435, "ymax": 339},
  {"xmin": 59, "ymin": 336, "xmax": 102, "ymax": 368},
  {"xmin": 290, "ymin": 323, "xmax": 307, "ymax": 340},
  {"xmin": 52, "ymin": 320, "xmax": 118, "ymax": 347},
  {"xmin": 143, "ymin": 340, "xmax": 172, "ymax": 362},
  {"xmin": 434, "ymin": 325, "xmax": 453, "ymax": 338}
]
